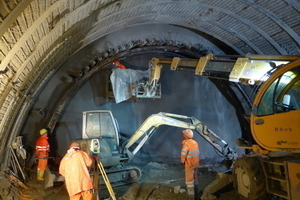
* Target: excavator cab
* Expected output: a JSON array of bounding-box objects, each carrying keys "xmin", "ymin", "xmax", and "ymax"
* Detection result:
[
  {"xmin": 251, "ymin": 61, "xmax": 300, "ymax": 152},
  {"xmin": 75, "ymin": 110, "xmax": 141, "ymax": 187},
  {"xmin": 255, "ymin": 67, "xmax": 299, "ymax": 116},
  {"xmin": 81, "ymin": 110, "xmax": 124, "ymax": 167},
  {"xmin": 247, "ymin": 61, "xmax": 300, "ymax": 200}
]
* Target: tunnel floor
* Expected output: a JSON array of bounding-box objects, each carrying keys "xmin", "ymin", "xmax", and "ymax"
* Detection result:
[
  {"xmin": 7, "ymin": 161, "xmax": 286, "ymax": 200},
  {"xmin": 20, "ymin": 162, "xmax": 238, "ymax": 200}
]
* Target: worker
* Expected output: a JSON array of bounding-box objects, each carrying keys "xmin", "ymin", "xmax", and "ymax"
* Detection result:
[
  {"xmin": 59, "ymin": 142, "xmax": 94, "ymax": 200},
  {"xmin": 113, "ymin": 60, "xmax": 126, "ymax": 69},
  {"xmin": 181, "ymin": 129, "xmax": 200, "ymax": 200},
  {"xmin": 35, "ymin": 128, "xmax": 50, "ymax": 181}
]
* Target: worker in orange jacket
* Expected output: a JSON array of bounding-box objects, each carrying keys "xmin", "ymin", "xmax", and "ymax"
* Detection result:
[
  {"xmin": 181, "ymin": 129, "xmax": 200, "ymax": 199},
  {"xmin": 113, "ymin": 60, "xmax": 126, "ymax": 69},
  {"xmin": 35, "ymin": 128, "xmax": 50, "ymax": 181},
  {"xmin": 59, "ymin": 142, "xmax": 94, "ymax": 200}
]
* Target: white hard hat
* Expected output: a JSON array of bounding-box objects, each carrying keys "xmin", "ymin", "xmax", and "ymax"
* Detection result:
[
  {"xmin": 182, "ymin": 129, "xmax": 193, "ymax": 139},
  {"xmin": 70, "ymin": 142, "xmax": 80, "ymax": 148}
]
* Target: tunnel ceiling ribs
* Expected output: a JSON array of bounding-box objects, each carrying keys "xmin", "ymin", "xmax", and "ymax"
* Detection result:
[{"xmin": 0, "ymin": 0, "xmax": 299, "ymax": 161}]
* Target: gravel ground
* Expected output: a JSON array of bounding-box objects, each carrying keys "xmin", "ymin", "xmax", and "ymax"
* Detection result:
[
  {"xmin": 26, "ymin": 162, "xmax": 237, "ymax": 200},
  {"xmin": 14, "ymin": 161, "xmax": 286, "ymax": 200}
]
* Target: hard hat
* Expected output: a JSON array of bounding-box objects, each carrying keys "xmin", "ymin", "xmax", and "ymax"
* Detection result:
[
  {"xmin": 113, "ymin": 61, "xmax": 120, "ymax": 65},
  {"xmin": 182, "ymin": 129, "xmax": 193, "ymax": 139},
  {"xmin": 40, "ymin": 129, "xmax": 47, "ymax": 135},
  {"xmin": 70, "ymin": 142, "xmax": 80, "ymax": 148}
]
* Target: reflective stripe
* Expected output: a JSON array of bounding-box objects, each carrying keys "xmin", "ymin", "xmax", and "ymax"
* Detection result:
[
  {"xmin": 186, "ymin": 149, "xmax": 199, "ymax": 158},
  {"xmin": 64, "ymin": 153, "xmax": 78, "ymax": 160},
  {"xmin": 71, "ymin": 154, "xmax": 78, "ymax": 158},
  {"xmin": 186, "ymin": 180, "xmax": 194, "ymax": 188},
  {"xmin": 36, "ymin": 149, "xmax": 50, "ymax": 151},
  {"xmin": 187, "ymin": 154, "xmax": 199, "ymax": 158},
  {"xmin": 189, "ymin": 149, "xmax": 199, "ymax": 154},
  {"xmin": 186, "ymin": 184, "xmax": 194, "ymax": 187},
  {"xmin": 181, "ymin": 149, "xmax": 187, "ymax": 156},
  {"xmin": 181, "ymin": 148, "xmax": 188, "ymax": 155},
  {"xmin": 36, "ymin": 145, "xmax": 50, "ymax": 151},
  {"xmin": 36, "ymin": 146, "xmax": 50, "ymax": 149},
  {"xmin": 36, "ymin": 146, "xmax": 49, "ymax": 148}
]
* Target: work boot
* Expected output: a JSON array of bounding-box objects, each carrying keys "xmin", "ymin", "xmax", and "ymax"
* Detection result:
[
  {"xmin": 187, "ymin": 188, "xmax": 195, "ymax": 200},
  {"xmin": 37, "ymin": 170, "xmax": 45, "ymax": 181}
]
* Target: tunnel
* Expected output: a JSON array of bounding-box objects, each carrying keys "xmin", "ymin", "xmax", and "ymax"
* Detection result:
[{"xmin": 0, "ymin": 1, "xmax": 299, "ymax": 200}]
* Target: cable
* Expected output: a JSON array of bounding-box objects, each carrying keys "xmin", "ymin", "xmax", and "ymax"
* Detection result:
[
  {"xmin": 46, "ymin": 183, "xmax": 66, "ymax": 200},
  {"xmin": 144, "ymin": 178, "xmax": 184, "ymax": 200}
]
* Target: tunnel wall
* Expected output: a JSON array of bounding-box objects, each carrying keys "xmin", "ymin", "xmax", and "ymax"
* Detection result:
[
  {"xmin": 53, "ymin": 58, "xmax": 242, "ymax": 164},
  {"xmin": 20, "ymin": 24, "xmax": 242, "ymax": 167}
]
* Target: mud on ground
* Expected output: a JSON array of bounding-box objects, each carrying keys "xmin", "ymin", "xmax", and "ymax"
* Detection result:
[
  {"xmin": 3, "ymin": 162, "xmax": 285, "ymax": 200},
  {"xmin": 112, "ymin": 162, "xmax": 237, "ymax": 200},
  {"xmin": 34, "ymin": 162, "xmax": 238, "ymax": 200}
]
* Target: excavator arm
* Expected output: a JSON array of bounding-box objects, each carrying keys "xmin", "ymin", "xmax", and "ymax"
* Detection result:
[
  {"xmin": 135, "ymin": 54, "xmax": 298, "ymax": 98},
  {"xmin": 123, "ymin": 112, "xmax": 237, "ymax": 161}
]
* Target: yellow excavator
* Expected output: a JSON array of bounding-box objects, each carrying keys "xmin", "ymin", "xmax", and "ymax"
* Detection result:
[{"xmin": 130, "ymin": 54, "xmax": 300, "ymax": 200}]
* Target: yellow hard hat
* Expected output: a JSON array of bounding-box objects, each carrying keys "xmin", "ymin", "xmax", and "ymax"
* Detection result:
[{"xmin": 40, "ymin": 129, "xmax": 47, "ymax": 135}]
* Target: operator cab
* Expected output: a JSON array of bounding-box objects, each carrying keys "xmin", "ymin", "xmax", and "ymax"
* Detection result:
[
  {"xmin": 251, "ymin": 62, "xmax": 300, "ymax": 152},
  {"xmin": 81, "ymin": 110, "xmax": 124, "ymax": 167},
  {"xmin": 256, "ymin": 66, "xmax": 300, "ymax": 115}
]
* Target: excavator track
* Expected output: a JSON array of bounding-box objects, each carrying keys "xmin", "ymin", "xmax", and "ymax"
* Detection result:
[{"xmin": 97, "ymin": 165, "xmax": 142, "ymax": 188}]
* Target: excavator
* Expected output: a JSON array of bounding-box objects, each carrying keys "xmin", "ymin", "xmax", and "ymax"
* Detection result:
[
  {"xmin": 76, "ymin": 110, "xmax": 237, "ymax": 187},
  {"xmin": 129, "ymin": 54, "xmax": 300, "ymax": 200},
  {"xmin": 63, "ymin": 53, "xmax": 299, "ymax": 200}
]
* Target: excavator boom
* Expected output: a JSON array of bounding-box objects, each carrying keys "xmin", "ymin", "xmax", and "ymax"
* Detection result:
[
  {"xmin": 124, "ymin": 112, "xmax": 237, "ymax": 161},
  {"xmin": 135, "ymin": 54, "xmax": 300, "ymax": 98},
  {"xmin": 133, "ymin": 54, "xmax": 300, "ymax": 154}
]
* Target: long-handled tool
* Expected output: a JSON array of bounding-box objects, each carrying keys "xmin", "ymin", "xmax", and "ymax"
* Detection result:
[{"xmin": 96, "ymin": 160, "xmax": 116, "ymax": 200}]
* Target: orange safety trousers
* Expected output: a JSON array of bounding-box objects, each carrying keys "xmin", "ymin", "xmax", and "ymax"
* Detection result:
[
  {"xmin": 37, "ymin": 158, "xmax": 48, "ymax": 171},
  {"xmin": 70, "ymin": 190, "xmax": 93, "ymax": 200},
  {"xmin": 185, "ymin": 167, "xmax": 198, "ymax": 189}
]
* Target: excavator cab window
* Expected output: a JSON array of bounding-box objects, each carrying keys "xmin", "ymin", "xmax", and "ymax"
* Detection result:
[
  {"xmin": 83, "ymin": 111, "xmax": 119, "ymax": 151},
  {"xmin": 256, "ymin": 66, "xmax": 300, "ymax": 116}
]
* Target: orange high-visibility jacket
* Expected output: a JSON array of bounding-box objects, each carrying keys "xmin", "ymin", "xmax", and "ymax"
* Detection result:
[
  {"xmin": 181, "ymin": 139, "xmax": 200, "ymax": 168},
  {"xmin": 35, "ymin": 135, "xmax": 50, "ymax": 158},
  {"xmin": 116, "ymin": 63, "xmax": 126, "ymax": 69},
  {"xmin": 59, "ymin": 149, "xmax": 93, "ymax": 197}
]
